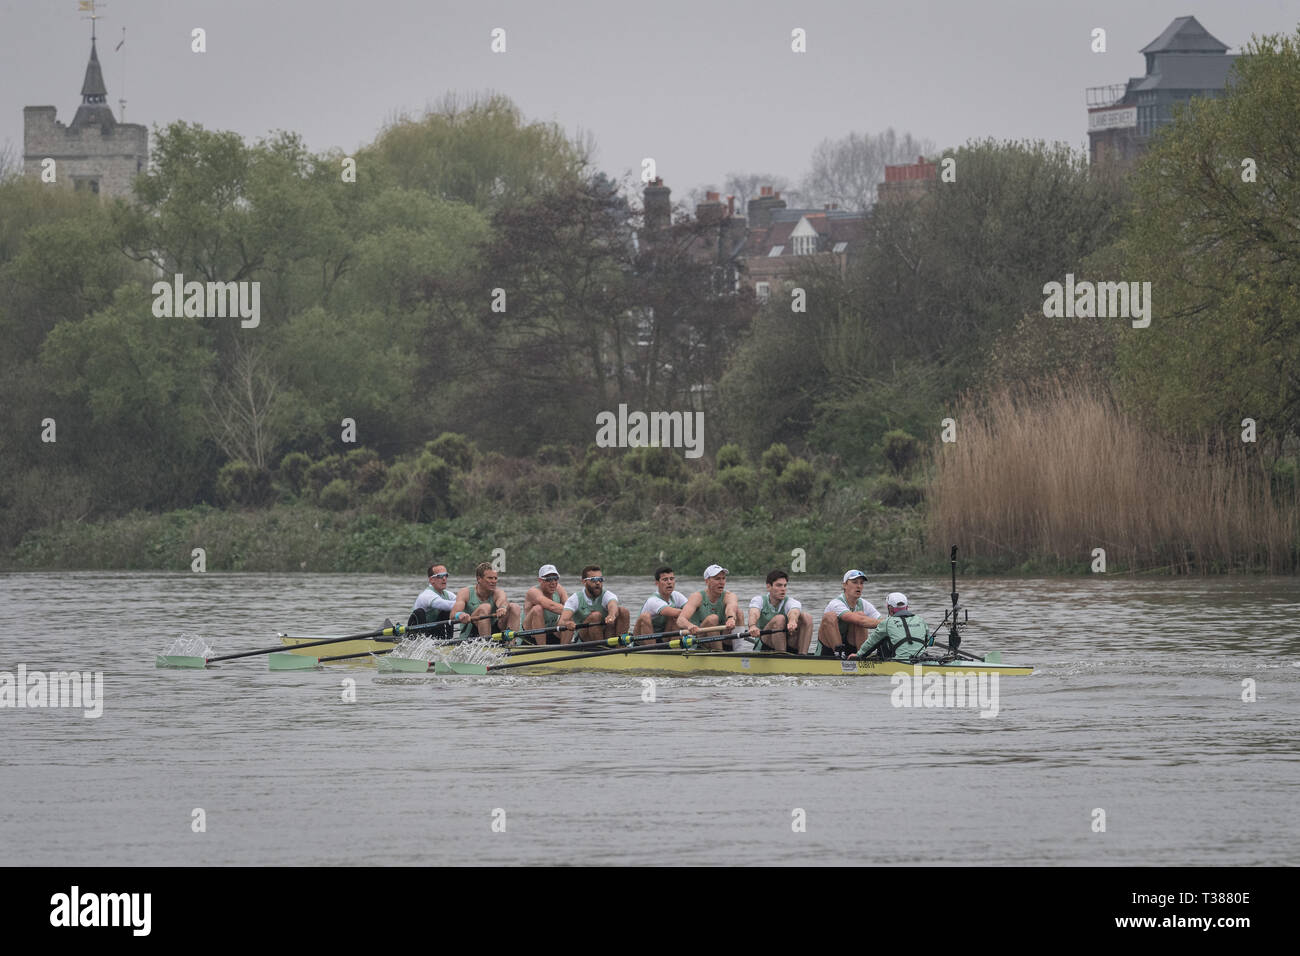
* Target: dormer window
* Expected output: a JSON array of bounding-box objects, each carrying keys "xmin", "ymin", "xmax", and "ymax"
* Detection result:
[{"xmin": 789, "ymin": 216, "xmax": 820, "ymax": 256}]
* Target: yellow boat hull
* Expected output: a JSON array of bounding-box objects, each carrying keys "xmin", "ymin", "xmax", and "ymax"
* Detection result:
[
  {"xmin": 492, "ymin": 648, "xmax": 1032, "ymax": 677},
  {"xmin": 279, "ymin": 637, "xmax": 1032, "ymax": 676}
]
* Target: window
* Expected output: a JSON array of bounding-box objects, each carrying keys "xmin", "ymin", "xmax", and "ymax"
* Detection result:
[
  {"xmin": 756, "ymin": 282, "xmax": 770, "ymax": 303},
  {"xmin": 793, "ymin": 234, "xmax": 817, "ymax": 255}
]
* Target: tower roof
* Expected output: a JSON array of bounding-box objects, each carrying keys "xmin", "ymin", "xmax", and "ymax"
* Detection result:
[
  {"xmin": 1140, "ymin": 16, "xmax": 1229, "ymax": 55},
  {"xmin": 81, "ymin": 38, "xmax": 108, "ymax": 101},
  {"xmin": 72, "ymin": 38, "xmax": 115, "ymax": 129}
]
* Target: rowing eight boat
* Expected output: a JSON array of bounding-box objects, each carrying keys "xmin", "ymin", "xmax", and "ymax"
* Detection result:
[{"xmin": 276, "ymin": 636, "xmax": 1032, "ymax": 677}]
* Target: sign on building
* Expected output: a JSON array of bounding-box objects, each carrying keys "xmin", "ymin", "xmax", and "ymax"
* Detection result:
[{"xmin": 1088, "ymin": 107, "xmax": 1137, "ymax": 131}]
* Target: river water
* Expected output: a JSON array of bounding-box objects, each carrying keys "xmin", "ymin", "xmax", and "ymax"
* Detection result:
[{"xmin": 1, "ymin": 571, "xmax": 1297, "ymax": 866}]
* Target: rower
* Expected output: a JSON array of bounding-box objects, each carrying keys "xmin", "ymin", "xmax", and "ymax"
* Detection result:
[
  {"xmin": 522, "ymin": 564, "xmax": 569, "ymax": 645},
  {"xmin": 557, "ymin": 565, "xmax": 628, "ymax": 642},
  {"xmin": 816, "ymin": 569, "xmax": 882, "ymax": 658},
  {"xmin": 853, "ymin": 592, "xmax": 932, "ymax": 661},
  {"xmin": 680, "ymin": 564, "xmax": 740, "ymax": 650},
  {"xmin": 634, "ymin": 565, "xmax": 688, "ymax": 643},
  {"xmin": 409, "ymin": 563, "xmax": 456, "ymax": 631},
  {"xmin": 746, "ymin": 568, "xmax": 810, "ymax": 653},
  {"xmin": 450, "ymin": 562, "xmax": 520, "ymax": 639}
]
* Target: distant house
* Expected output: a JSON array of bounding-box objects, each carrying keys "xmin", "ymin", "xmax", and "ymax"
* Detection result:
[
  {"xmin": 639, "ymin": 180, "xmax": 866, "ymax": 304},
  {"xmin": 1087, "ymin": 15, "xmax": 1240, "ymax": 170}
]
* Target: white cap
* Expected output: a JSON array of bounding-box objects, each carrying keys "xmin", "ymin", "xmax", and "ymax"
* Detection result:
[
  {"xmin": 842, "ymin": 569, "xmax": 867, "ymax": 583},
  {"xmin": 886, "ymin": 591, "xmax": 908, "ymax": 609},
  {"xmin": 703, "ymin": 564, "xmax": 729, "ymax": 579},
  {"xmin": 538, "ymin": 564, "xmax": 559, "ymax": 579}
]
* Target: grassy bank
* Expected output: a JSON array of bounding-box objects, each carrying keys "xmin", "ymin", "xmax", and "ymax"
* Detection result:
[{"xmin": 1, "ymin": 501, "xmax": 927, "ymax": 575}]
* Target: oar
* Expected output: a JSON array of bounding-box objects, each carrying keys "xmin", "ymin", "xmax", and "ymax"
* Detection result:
[
  {"xmin": 504, "ymin": 622, "xmax": 714, "ymax": 657},
  {"xmin": 477, "ymin": 626, "xmax": 789, "ymax": 675},
  {"xmin": 273, "ymin": 619, "xmax": 606, "ymax": 671},
  {"xmin": 270, "ymin": 647, "xmax": 397, "ymax": 670},
  {"xmin": 156, "ymin": 618, "xmax": 457, "ymax": 669},
  {"xmin": 484, "ymin": 626, "xmax": 743, "ymax": 673},
  {"xmin": 490, "ymin": 618, "xmax": 604, "ymax": 644}
]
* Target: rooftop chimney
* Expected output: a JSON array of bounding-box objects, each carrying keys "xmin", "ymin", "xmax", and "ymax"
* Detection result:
[
  {"xmin": 643, "ymin": 177, "xmax": 671, "ymax": 235},
  {"xmin": 747, "ymin": 185, "xmax": 787, "ymax": 230},
  {"xmin": 696, "ymin": 191, "xmax": 725, "ymax": 226}
]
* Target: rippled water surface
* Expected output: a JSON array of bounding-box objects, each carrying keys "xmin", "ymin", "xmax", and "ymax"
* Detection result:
[{"xmin": 1, "ymin": 571, "xmax": 1297, "ymax": 865}]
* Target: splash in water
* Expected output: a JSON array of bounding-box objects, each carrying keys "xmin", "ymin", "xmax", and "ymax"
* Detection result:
[
  {"xmin": 160, "ymin": 633, "xmax": 214, "ymax": 658},
  {"xmin": 389, "ymin": 636, "xmax": 508, "ymax": 667}
]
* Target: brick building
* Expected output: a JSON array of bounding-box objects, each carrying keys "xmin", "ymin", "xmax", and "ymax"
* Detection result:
[
  {"xmin": 876, "ymin": 156, "xmax": 937, "ymax": 204},
  {"xmin": 23, "ymin": 38, "xmax": 148, "ymax": 199},
  {"xmin": 640, "ymin": 180, "xmax": 867, "ymax": 304}
]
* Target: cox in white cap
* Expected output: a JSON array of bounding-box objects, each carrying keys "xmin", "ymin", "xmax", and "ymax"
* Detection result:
[
  {"xmin": 538, "ymin": 564, "xmax": 559, "ymax": 579},
  {"xmin": 886, "ymin": 591, "xmax": 908, "ymax": 610},
  {"xmin": 703, "ymin": 564, "xmax": 728, "ymax": 579},
  {"xmin": 842, "ymin": 569, "xmax": 867, "ymax": 583}
]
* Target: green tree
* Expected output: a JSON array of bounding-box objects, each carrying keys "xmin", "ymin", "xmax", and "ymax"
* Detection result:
[
  {"xmin": 366, "ymin": 93, "xmax": 587, "ymax": 212},
  {"xmin": 1116, "ymin": 29, "xmax": 1300, "ymax": 453},
  {"xmin": 38, "ymin": 285, "xmax": 215, "ymax": 511}
]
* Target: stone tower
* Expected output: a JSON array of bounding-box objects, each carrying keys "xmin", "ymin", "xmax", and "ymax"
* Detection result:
[{"xmin": 23, "ymin": 38, "xmax": 148, "ymax": 199}]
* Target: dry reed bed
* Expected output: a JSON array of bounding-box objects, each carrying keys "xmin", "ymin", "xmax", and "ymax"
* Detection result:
[{"xmin": 929, "ymin": 383, "xmax": 1298, "ymax": 573}]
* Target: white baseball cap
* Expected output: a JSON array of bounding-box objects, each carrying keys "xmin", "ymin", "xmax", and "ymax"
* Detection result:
[
  {"xmin": 886, "ymin": 591, "xmax": 908, "ymax": 609},
  {"xmin": 538, "ymin": 564, "xmax": 559, "ymax": 579},
  {"xmin": 842, "ymin": 569, "xmax": 867, "ymax": 583},
  {"xmin": 703, "ymin": 564, "xmax": 729, "ymax": 579}
]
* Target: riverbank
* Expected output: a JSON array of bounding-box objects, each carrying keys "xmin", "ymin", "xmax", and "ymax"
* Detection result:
[
  {"xmin": 8, "ymin": 500, "xmax": 1283, "ymax": 576},
  {"xmin": 2, "ymin": 502, "xmax": 935, "ymax": 575}
]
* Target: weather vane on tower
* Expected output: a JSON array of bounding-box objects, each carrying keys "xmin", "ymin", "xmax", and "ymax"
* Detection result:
[{"xmin": 77, "ymin": 0, "xmax": 105, "ymax": 41}]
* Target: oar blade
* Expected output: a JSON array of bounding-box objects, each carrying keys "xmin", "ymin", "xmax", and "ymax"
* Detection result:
[
  {"xmin": 434, "ymin": 661, "xmax": 488, "ymax": 675},
  {"xmin": 376, "ymin": 656, "xmax": 431, "ymax": 674},
  {"xmin": 155, "ymin": 655, "xmax": 208, "ymax": 669},
  {"xmin": 984, "ymin": 650, "xmax": 1002, "ymax": 664},
  {"xmin": 268, "ymin": 652, "xmax": 319, "ymax": 671}
]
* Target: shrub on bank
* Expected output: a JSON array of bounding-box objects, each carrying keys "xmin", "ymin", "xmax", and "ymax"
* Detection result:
[
  {"xmin": 716, "ymin": 444, "xmax": 746, "ymax": 471},
  {"xmin": 215, "ymin": 460, "xmax": 271, "ymax": 507},
  {"xmin": 277, "ymin": 452, "xmax": 312, "ymax": 497},
  {"xmin": 319, "ymin": 478, "xmax": 353, "ymax": 511},
  {"xmin": 881, "ymin": 430, "xmax": 922, "ymax": 475}
]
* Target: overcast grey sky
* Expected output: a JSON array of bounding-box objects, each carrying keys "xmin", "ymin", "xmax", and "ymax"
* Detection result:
[{"xmin": 4, "ymin": 0, "xmax": 1299, "ymax": 197}]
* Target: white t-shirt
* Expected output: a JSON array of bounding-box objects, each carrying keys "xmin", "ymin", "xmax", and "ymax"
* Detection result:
[
  {"xmin": 824, "ymin": 595, "xmax": 881, "ymax": 619},
  {"xmin": 748, "ymin": 594, "xmax": 803, "ymax": 613},
  {"xmin": 641, "ymin": 590, "xmax": 688, "ymax": 618},
  {"xmin": 564, "ymin": 589, "xmax": 619, "ymax": 612},
  {"xmin": 413, "ymin": 586, "xmax": 457, "ymax": 613}
]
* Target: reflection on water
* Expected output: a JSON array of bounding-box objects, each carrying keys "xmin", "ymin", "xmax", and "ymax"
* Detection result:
[{"xmin": 0, "ymin": 571, "xmax": 1297, "ymax": 865}]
